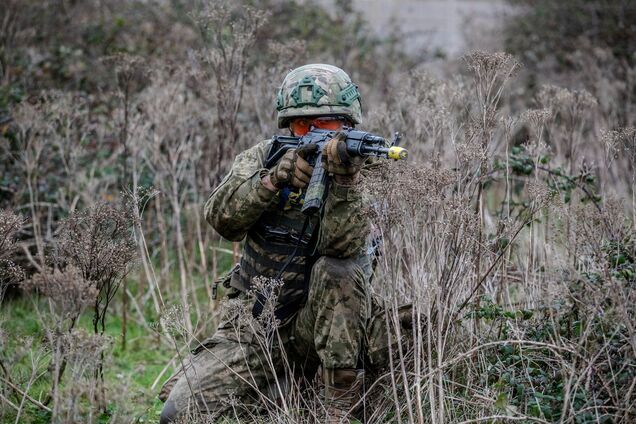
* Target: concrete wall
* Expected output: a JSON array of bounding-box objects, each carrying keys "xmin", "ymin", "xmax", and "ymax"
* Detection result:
[{"xmin": 336, "ymin": 0, "xmax": 507, "ymax": 57}]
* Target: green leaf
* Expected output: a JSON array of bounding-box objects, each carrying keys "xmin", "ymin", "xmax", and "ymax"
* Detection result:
[
  {"xmin": 495, "ymin": 392, "xmax": 508, "ymax": 410},
  {"xmin": 564, "ymin": 191, "xmax": 571, "ymax": 203}
]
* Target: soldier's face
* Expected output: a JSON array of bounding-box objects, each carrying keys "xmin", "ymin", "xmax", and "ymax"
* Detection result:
[{"xmin": 290, "ymin": 117, "xmax": 348, "ymax": 136}]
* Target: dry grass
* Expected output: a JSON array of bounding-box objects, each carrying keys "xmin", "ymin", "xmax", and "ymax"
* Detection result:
[{"xmin": 0, "ymin": 0, "xmax": 635, "ymax": 423}]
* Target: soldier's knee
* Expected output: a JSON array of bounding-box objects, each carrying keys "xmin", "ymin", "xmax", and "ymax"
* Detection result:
[
  {"xmin": 311, "ymin": 256, "xmax": 364, "ymax": 289},
  {"xmin": 159, "ymin": 399, "xmax": 178, "ymax": 424}
]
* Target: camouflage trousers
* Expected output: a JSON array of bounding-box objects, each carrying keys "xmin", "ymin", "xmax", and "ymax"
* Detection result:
[{"xmin": 159, "ymin": 255, "xmax": 389, "ymax": 419}]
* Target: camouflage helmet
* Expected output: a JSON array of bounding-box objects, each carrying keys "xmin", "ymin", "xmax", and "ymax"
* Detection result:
[{"xmin": 276, "ymin": 64, "xmax": 362, "ymax": 129}]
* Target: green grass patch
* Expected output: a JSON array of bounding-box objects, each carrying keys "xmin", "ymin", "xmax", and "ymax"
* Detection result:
[
  {"xmin": 1, "ymin": 296, "xmax": 173, "ymax": 423},
  {"xmin": 0, "ymin": 240, "xmax": 239, "ymax": 422}
]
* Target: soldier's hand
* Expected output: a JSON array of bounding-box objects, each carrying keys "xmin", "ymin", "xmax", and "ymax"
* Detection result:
[
  {"xmin": 268, "ymin": 146, "xmax": 315, "ymax": 189},
  {"xmin": 322, "ymin": 132, "xmax": 364, "ymax": 185}
]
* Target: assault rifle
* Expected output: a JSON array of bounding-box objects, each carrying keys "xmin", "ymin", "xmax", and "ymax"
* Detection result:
[{"xmin": 266, "ymin": 128, "xmax": 407, "ymax": 215}]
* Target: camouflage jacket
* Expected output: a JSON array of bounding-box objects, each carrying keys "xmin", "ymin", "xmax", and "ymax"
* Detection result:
[{"xmin": 204, "ymin": 139, "xmax": 370, "ymax": 310}]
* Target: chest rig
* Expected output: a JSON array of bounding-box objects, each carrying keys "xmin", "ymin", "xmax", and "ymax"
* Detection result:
[{"xmin": 234, "ymin": 147, "xmax": 321, "ymax": 320}]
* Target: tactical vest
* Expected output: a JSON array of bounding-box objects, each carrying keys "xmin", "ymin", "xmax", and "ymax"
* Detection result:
[{"xmin": 230, "ymin": 180, "xmax": 320, "ymax": 320}]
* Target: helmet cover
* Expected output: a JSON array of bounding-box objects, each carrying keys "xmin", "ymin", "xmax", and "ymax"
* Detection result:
[{"xmin": 276, "ymin": 64, "xmax": 362, "ymax": 128}]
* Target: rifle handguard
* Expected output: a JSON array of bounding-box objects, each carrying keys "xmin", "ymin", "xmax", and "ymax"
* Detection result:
[{"xmin": 301, "ymin": 150, "xmax": 328, "ymax": 216}]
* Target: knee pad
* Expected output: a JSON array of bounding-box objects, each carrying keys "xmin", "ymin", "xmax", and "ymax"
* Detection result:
[
  {"xmin": 311, "ymin": 256, "xmax": 364, "ymax": 288},
  {"xmin": 159, "ymin": 400, "xmax": 178, "ymax": 424}
]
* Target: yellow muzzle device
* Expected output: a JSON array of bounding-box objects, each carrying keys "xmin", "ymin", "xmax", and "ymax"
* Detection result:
[{"xmin": 388, "ymin": 146, "xmax": 408, "ymax": 160}]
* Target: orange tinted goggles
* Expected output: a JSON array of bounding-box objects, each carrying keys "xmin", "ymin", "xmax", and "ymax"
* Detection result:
[{"xmin": 290, "ymin": 117, "xmax": 347, "ymax": 136}]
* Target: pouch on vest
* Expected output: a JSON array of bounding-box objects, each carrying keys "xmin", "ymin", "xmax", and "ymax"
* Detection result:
[{"xmin": 212, "ymin": 263, "xmax": 241, "ymax": 301}]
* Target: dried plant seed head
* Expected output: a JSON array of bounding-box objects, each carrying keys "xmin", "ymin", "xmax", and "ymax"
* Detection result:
[
  {"xmin": 123, "ymin": 186, "xmax": 160, "ymax": 216},
  {"xmin": 23, "ymin": 266, "xmax": 97, "ymax": 319},
  {"xmin": 521, "ymin": 108, "xmax": 552, "ymax": 132},
  {"xmin": 246, "ymin": 276, "xmax": 283, "ymax": 332},
  {"xmin": 57, "ymin": 202, "xmax": 137, "ymax": 289},
  {"xmin": 0, "ymin": 210, "xmax": 23, "ymax": 247},
  {"xmin": 464, "ymin": 51, "xmax": 519, "ymax": 73},
  {"xmin": 526, "ymin": 180, "xmax": 558, "ymax": 210},
  {"xmin": 160, "ymin": 304, "xmax": 189, "ymax": 337},
  {"xmin": 463, "ymin": 51, "xmax": 520, "ymax": 80},
  {"xmin": 102, "ymin": 53, "xmax": 150, "ymax": 92},
  {"xmin": 456, "ymin": 137, "xmax": 488, "ymax": 165},
  {"xmin": 601, "ymin": 127, "xmax": 636, "ymax": 163},
  {"xmin": 62, "ymin": 328, "xmax": 112, "ymax": 369},
  {"xmin": 0, "ymin": 210, "xmax": 26, "ymax": 293},
  {"xmin": 538, "ymin": 85, "xmax": 598, "ymax": 116},
  {"xmin": 501, "ymin": 115, "xmax": 518, "ymax": 137},
  {"xmin": 361, "ymin": 160, "xmax": 455, "ymax": 229}
]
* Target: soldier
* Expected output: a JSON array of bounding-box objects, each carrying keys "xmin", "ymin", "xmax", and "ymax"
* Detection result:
[{"xmin": 159, "ymin": 64, "xmax": 380, "ymax": 423}]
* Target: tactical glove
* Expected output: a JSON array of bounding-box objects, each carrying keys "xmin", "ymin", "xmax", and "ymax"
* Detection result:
[
  {"xmin": 268, "ymin": 145, "xmax": 316, "ymax": 189},
  {"xmin": 322, "ymin": 132, "xmax": 364, "ymax": 185}
]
